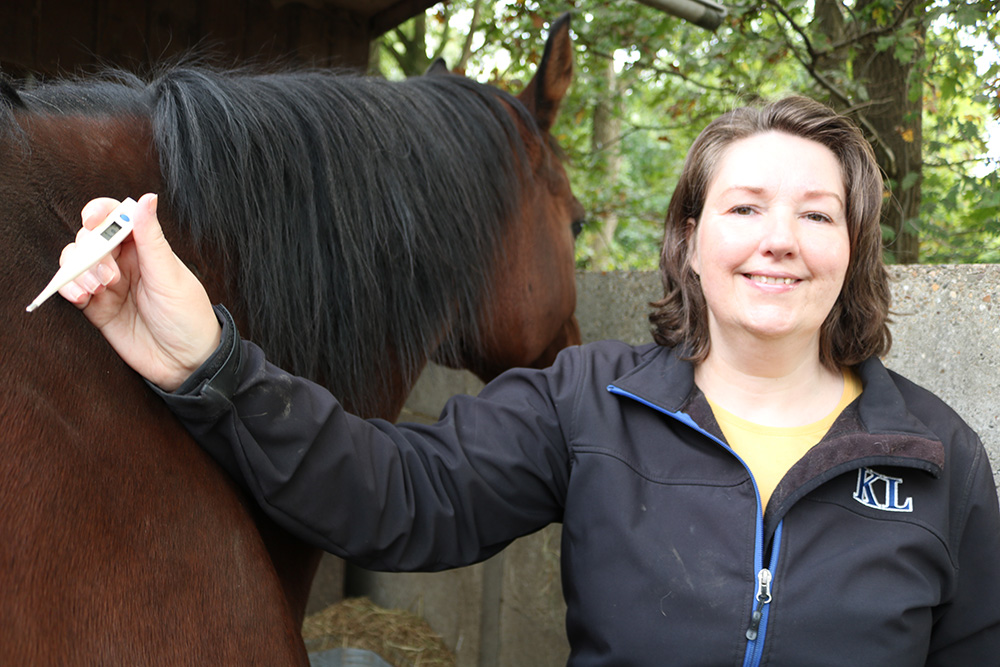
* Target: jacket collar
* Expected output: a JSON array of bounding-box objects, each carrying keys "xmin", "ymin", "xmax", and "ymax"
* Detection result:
[
  {"xmin": 852, "ymin": 356, "xmax": 942, "ymax": 444},
  {"xmin": 609, "ymin": 344, "xmax": 945, "ymax": 472},
  {"xmin": 609, "ymin": 343, "xmax": 698, "ymax": 414}
]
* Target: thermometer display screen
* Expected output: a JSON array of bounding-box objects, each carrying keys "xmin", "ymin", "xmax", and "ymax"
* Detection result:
[{"xmin": 101, "ymin": 222, "xmax": 123, "ymax": 241}]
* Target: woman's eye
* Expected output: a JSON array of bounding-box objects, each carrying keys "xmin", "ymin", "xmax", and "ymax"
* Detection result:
[
  {"xmin": 731, "ymin": 205, "xmax": 755, "ymax": 215},
  {"xmin": 805, "ymin": 212, "xmax": 832, "ymax": 223}
]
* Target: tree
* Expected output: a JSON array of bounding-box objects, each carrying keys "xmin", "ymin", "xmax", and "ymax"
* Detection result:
[
  {"xmin": 375, "ymin": 0, "xmax": 999, "ymax": 266},
  {"xmin": 584, "ymin": 57, "xmax": 625, "ymax": 269},
  {"xmin": 759, "ymin": 0, "xmax": 997, "ymax": 263},
  {"xmin": 760, "ymin": 0, "xmax": 951, "ymax": 263}
]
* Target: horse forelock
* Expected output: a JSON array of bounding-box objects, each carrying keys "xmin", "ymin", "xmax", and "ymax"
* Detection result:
[{"xmin": 149, "ymin": 66, "xmax": 539, "ymax": 415}]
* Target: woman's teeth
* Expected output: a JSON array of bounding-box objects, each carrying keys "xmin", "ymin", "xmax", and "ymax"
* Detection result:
[{"xmin": 748, "ymin": 274, "xmax": 796, "ymax": 285}]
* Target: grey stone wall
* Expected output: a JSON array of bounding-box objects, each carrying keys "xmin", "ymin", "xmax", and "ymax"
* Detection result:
[{"xmin": 335, "ymin": 265, "xmax": 1000, "ymax": 666}]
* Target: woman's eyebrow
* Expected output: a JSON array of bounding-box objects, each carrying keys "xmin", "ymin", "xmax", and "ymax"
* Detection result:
[{"xmin": 720, "ymin": 185, "xmax": 845, "ymax": 207}]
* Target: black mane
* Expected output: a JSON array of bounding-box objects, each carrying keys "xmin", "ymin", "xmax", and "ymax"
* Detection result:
[{"xmin": 11, "ymin": 66, "xmax": 539, "ymax": 415}]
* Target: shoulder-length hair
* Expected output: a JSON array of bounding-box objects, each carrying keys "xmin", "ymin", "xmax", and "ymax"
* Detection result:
[{"xmin": 649, "ymin": 95, "xmax": 892, "ymax": 369}]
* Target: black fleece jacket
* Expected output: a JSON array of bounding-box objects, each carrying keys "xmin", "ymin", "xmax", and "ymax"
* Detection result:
[{"xmin": 157, "ymin": 306, "xmax": 1000, "ymax": 666}]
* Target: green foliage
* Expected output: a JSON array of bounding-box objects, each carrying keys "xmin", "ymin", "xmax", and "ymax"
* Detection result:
[
  {"xmin": 917, "ymin": 6, "xmax": 1000, "ymax": 262},
  {"xmin": 377, "ymin": 0, "xmax": 1000, "ymax": 266}
]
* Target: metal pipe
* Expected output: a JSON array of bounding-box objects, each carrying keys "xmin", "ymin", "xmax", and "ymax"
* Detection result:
[{"xmin": 635, "ymin": 0, "xmax": 728, "ymax": 30}]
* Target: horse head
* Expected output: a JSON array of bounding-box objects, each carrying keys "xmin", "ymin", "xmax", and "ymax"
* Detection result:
[{"xmin": 431, "ymin": 14, "xmax": 584, "ymax": 382}]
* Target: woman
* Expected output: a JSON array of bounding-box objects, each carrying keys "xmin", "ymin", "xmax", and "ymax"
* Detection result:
[{"xmin": 61, "ymin": 96, "xmax": 1000, "ymax": 665}]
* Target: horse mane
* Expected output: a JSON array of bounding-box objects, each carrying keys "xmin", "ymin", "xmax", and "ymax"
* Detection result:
[
  {"xmin": 0, "ymin": 75, "xmax": 25, "ymax": 111},
  {"xmin": 8, "ymin": 66, "xmax": 539, "ymax": 415}
]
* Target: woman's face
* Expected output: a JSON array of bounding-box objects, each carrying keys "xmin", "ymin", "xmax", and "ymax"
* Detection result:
[{"xmin": 689, "ymin": 131, "xmax": 850, "ymax": 353}]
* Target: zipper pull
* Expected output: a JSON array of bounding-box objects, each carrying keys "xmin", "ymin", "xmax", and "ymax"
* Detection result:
[{"xmin": 745, "ymin": 568, "xmax": 773, "ymax": 641}]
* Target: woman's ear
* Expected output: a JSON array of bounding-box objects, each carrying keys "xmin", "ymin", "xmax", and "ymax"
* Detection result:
[{"xmin": 685, "ymin": 218, "xmax": 701, "ymax": 277}]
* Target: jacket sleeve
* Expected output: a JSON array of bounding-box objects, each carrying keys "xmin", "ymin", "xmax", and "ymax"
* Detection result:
[
  {"xmin": 926, "ymin": 433, "xmax": 1000, "ymax": 663},
  {"xmin": 153, "ymin": 306, "xmax": 575, "ymax": 572}
]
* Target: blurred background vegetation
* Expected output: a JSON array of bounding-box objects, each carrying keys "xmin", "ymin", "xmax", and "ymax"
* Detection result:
[{"xmin": 370, "ymin": 0, "xmax": 999, "ymax": 268}]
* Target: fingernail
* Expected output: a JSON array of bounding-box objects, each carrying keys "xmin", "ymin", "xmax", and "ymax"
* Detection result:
[
  {"xmin": 79, "ymin": 270, "xmax": 102, "ymax": 293},
  {"xmin": 64, "ymin": 282, "xmax": 87, "ymax": 302},
  {"xmin": 96, "ymin": 263, "xmax": 115, "ymax": 285}
]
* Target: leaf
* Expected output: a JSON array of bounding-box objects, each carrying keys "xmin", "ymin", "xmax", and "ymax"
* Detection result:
[
  {"xmin": 894, "ymin": 37, "xmax": 917, "ymax": 63},
  {"xmin": 875, "ymin": 35, "xmax": 895, "ymax": 53}
]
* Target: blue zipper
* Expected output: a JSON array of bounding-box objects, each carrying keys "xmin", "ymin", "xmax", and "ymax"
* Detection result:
[
  {"xmin": 742, "ymin": 522, "xmax": 782, "ymax": 667},
  {"xmin": 607, "ymin": 384, "xmax": 782, "ymax": 666}
]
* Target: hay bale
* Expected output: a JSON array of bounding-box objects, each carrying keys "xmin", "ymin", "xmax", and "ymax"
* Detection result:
[{"xmin": 303, "ymin": 597, "xmax": 456, "ymax": 667}]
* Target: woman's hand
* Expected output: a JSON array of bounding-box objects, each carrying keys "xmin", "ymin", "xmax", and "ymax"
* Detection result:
[{"xmin": 58, "ymin": 193, "xmax": 221, "ymax": 392}]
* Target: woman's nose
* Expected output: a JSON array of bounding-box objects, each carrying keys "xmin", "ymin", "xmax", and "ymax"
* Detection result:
[{"xmin": 758, "ymin": 211, "xmax": 799, "ymax": 258}]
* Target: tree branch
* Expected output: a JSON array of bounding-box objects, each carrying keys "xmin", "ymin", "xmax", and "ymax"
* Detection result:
[
  {"xmin": 580, "ymin": 121, "xmax": 703, "ymax": 159},
  {"xmin": 384, "ymin": 33, "xmax": 408, "ymax": 72},
  {"xmin": 923, "ymin": 155, "xmax": 994, "ymax": 170},
  {"xmin": 762, "ymin": 0, "xmax": 818, "ymax": 60},
  {"xmin": 431, "ymin": 6, "xmax": 453, "ymax": 62},
  {"xmin": 583, "ymin": 44, "xmax": 738, "ymax": 96},
  {"xmin": 392, "ymin": 26, "xmax": 414, "ymax": 52},
  {"xmin": 831, "ymin": 0, "xmax": 924, "ymax": 51},
  {"xmin": 760, "ymin": 0, "xmax": 899, "ymax": 172},
  {"xmin": 458, "ymin": 0, "xmax": 484, "ymax": 72}
]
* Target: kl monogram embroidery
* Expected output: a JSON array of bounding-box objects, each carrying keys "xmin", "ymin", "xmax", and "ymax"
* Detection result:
[{"xmin": 853, "ymin": 468, "xmax": 913, "ymax": 512}]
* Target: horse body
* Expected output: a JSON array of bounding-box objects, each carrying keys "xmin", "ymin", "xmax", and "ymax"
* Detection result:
[
  {"xmin": 0, "ymin": 16, "xmax": 578, "ymax": 663},
  {"xmin": 1, "ymin": 117, "xmax": 309, "ymax": 662}
]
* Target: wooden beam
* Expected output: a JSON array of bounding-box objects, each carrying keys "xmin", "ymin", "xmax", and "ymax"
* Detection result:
[{"xmin": 370, "ymin": 0, "xmax": 438, "ymax": 37}]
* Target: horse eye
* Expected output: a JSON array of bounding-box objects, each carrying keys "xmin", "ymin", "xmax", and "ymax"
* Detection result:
[{"xmin": 571, "ymin": 218, "xmax": 585, "ymax": 239}]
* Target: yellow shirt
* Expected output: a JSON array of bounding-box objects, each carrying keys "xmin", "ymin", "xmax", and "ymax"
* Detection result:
[{"xmin": 707, "ymin": 369, "xmax": 863, "ymax": 511}]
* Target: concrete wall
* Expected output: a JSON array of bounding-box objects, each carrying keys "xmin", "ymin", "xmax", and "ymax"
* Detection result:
[{"xmin": 339, "ymin": 265, "xmax": 1000, "ymax": 666}]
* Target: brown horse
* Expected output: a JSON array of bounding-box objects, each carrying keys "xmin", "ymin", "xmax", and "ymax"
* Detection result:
[{"xmin": 0, "ymin": 16, "xmax": 579, "ymax": 664}]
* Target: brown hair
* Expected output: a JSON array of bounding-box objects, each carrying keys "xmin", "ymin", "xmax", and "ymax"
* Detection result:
[{"xmin": 649, "ymin": 96, "xmax": 891, "ymax": 368}]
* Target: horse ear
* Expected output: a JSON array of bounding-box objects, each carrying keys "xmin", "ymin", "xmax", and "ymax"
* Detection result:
[
  {"xmin": 424, "ymin": 58, "xmax": 451, "ymax": 77},
  {"xmin": 516, "ymin": 13, "xmax": 574, "ymax": 134}
]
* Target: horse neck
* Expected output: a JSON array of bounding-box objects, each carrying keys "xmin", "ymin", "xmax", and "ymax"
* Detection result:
[{"xmin": 19, "ymin": 114, "xmax": 163, "ymax": 214}]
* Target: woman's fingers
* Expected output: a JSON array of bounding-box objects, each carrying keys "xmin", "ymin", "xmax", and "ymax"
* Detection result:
[
  {"xmin": 57, "ymin": 199, "xmax": 127, "ymax": 307},
  {"xmin": 80, "ymin": 197, "xmax": 121, "ymax": 230}
]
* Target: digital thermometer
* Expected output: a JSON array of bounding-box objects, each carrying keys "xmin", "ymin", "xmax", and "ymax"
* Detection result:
[{"xmin": 26, "ymin": 197, "xmax": 138, "ymax": 313}]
